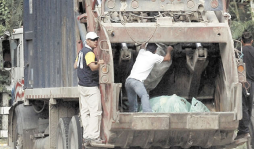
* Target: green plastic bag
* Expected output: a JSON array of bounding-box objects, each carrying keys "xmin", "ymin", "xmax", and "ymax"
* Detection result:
[
  {"xmin": 148, "ymin": 94, "xmax": 191, "ymax": 113},
  {"xmin": 162, "ymin": 94, "xmax": 191, "ymax": 113},
  {"xmin": 189, "ymin": 97, "xmax": 210, "ymax": 112}
]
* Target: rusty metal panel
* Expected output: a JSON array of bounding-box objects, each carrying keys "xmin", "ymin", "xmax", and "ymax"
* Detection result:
[
  {"xmin": 109, "ymin": 112, "xmax": 238, "ymax": 148},
  {"xmin": 104, "ymin": 0, "xmax": 223, "ymax": 12},
  {"xmin": 112, "ymin": 112, "xmax": 238, "ymax": 131},
  {"xmin": 102, "ymin": 23, "xmax": 229, "ymax": 43},
  {"xmin": 23, "ymin": 0, "xmax": 78, "ymax": 89},
  {"xmin": 132, "ymin": 115, "xmax": 170, "ymax": 130},
  {"xmin": 187, "ymin": 115, "xmax": 219, "ymax": 130}
]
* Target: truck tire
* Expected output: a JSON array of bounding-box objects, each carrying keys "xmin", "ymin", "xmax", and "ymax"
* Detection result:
[
  {"xmin": 57, "ymin": 117, "xmax": 71, "ymax": 149},
  {"xmin": 68, "ymin": 115, "xmax": 82, "ymax": 149},
  {"xmin": 12, "ymin": 113, "xmax": 18, "ymax": 149}
]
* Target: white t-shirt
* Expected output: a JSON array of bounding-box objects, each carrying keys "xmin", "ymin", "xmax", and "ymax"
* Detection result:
[{"xmin": 128, "ymin": 49, "xmax": 164, "ymax": 82}]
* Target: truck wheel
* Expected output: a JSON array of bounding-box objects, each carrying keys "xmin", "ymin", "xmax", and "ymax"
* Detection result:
[
  {"xmin": 57, "ymin": 117, "xmax": 71, "ymax": 149},
  {"xmin": 12, "ymin": 114, "xmax": 18, "ymax": 149},
  {"xmin": 68, "ymin": 115, "xmax": 82, "ymax": 149}
]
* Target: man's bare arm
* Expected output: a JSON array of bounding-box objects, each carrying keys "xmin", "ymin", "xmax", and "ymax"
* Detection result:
[
  {"xmin": 74, "ymin": 60, "xmax": 78, "ymax": 69},
  {"xmin": 140, "ymin": 43, "xmax": 147, "ymax": 49},
  {"xmin": 88, "ymin": 60, "xmax": 104, "ymax": 71},
  {"xmin": 163, "ymin": 46, "xmax": 173, "ymax": 61}
]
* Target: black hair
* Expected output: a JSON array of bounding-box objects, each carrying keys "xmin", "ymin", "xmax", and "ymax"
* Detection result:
[
  {"xmin": 242, "ymin": 32, "xmax": 253, "ymax": 44},
  {"xmin": 146, "ymin": 43, "xmax": 158, "ymax": 53}
]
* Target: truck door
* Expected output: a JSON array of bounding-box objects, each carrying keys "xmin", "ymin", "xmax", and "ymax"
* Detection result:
[{"xmin": 10, "ymin": 35, "xmax": 25, "ymax": 102}]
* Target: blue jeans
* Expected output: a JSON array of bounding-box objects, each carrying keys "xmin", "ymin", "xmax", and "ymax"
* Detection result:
[{"xmin": 125, "ymin": 78, "xmax": 152, "ymax": 112}]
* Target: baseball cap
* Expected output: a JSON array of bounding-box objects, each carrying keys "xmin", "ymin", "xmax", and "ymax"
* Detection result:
[{"xmin": 86, "ymin": 32, "xmax": 99, "ymax": 40}]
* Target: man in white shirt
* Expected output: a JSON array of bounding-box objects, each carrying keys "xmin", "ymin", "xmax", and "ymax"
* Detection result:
[{"xmin": 125, "ymin": 43, "xmax": 173, "ymax": 112}]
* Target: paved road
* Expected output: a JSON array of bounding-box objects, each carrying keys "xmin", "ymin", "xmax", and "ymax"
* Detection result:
[
  {"xmin": 0, "ymin": 139, "xmax": 9, "ymax": 149},
  {"xmin": 0, "ymin": 147, "xmax": 10, "ymax": 149}
]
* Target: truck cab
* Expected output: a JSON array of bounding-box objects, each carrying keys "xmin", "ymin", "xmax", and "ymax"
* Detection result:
[{"xmin": 0, "ymin": 28, "xmax": 24, "ymax": 144}]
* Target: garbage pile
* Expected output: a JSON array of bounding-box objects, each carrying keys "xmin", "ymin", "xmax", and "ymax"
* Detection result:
[{"xmin": 140, "ymin": 94, "xmax": 210, "ymax": 113}]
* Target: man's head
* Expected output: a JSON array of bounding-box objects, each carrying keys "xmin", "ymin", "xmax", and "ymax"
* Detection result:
[
  {"xmin": 242, "ymin": 32, "xmax": 253, "ymax": 44},
  {"xmin": 86, "ymin": 32, "xmax": 99, "ymax": 49},
  {"xmin": 146, "ymin": 43, "xmax": 158, "ymax": 53}
]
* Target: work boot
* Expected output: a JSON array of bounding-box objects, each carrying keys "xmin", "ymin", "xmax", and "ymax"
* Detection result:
[
  {"xmin": 234, "ymin": 133, "xmax": 251, "ymax": 140},
  {"xmin": 233, "ymin": 133, "xmax": 250, "ymax": 145}
]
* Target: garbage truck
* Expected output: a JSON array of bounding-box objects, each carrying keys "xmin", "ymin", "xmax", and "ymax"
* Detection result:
[{"xmin": 6, "ymin": 0, "xmax": 250, "ymax": 148}]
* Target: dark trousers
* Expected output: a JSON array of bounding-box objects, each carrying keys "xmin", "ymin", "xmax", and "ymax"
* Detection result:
[{"xmin": 238, "ymin": 79, "xmax": 254, "ymax": 134}]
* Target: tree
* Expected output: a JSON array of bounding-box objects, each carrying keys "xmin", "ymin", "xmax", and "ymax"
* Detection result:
[
  {"xmin": 0, "ymin": 0, "xmax": 23, "ymax": 36},
  {"xmin": 229, "ymin": 0, "xmax": 254, "ymax": 41}
]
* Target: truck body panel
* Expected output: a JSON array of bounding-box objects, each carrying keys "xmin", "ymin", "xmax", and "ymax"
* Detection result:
[{"xmin": 23, "ymin": 0, "xmax": 78, "ymax": 89}]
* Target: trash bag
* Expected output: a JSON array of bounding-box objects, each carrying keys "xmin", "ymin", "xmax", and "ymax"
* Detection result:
[
  {"xmin": 162, "ymin": 94, "xmax": 191, "ymax": 113},
  {"xmin": 148, "ymin": 96, "xmax": 167, "ymax": 113},
  {"xmin": 189, "ymin": 97, "xmax": 210, "ymax": 112},
  {"xmin": 140, "ymin": 95, "xmax": 210, "ymax": 113},
  {"xmin": 146, "ymin": 94, "xmax": 191, "ymax": 113}
]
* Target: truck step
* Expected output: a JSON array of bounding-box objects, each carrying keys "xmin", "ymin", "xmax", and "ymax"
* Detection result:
[
  {"xmin": 224, "ymin": 138, "xmax": 248, "ymax": 149},
  {"xmin": 90, "ymin": 142, "xmax": 115, "ymax": 148}
]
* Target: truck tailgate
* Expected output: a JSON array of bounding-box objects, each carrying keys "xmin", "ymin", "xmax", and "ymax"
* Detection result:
[{"xmin": 108, "ymin": 112, "xmax": 237, "ymax": 148}]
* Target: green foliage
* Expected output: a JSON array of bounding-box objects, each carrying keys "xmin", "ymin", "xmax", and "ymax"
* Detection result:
[
  {"xmin": 229, "ymin": 1, "xmax": 254, "ymax": 44},
  {"xmin": 229, "ymin": 1, "xmax": 252, "ymax": 22},
  {"xmin": 230, "ymin": 20, "xmax": 254, "ymax": 40},
  {"xmin": 0, "ymin": 0, "xmax": 23, "ymax": 36},
  {"xmin": 0, "ymin": 25, "xmax": 6, "ymax": 35},
  {"xmin": 0, "ymin": 70, "xmax": 10, "ymax": 92}
]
